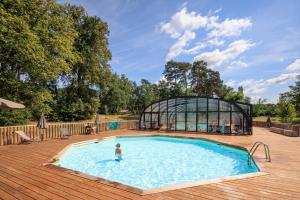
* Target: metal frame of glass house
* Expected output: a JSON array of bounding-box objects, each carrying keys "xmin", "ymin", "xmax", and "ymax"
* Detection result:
[{"xmin": 139, "ymin": 96, "xmax": 253, "ymax": 135}]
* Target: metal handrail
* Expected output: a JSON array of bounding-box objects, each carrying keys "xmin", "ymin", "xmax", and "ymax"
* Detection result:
[{"xmin": 248, "ymin": 141, "xmax": 271, "ymax": 166}]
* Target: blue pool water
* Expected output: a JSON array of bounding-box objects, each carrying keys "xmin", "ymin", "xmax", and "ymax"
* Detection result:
[{"xmin": 57, "ymin": 136, "xmax": 259, "ymax": 190}]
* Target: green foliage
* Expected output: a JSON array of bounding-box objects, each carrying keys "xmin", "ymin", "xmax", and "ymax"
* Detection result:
[
  {"xmin": 280, "ymin": 76, "xmax": 300, "ymax": 112},
  {"xmin": 275, "ymin": 98, "xmax": 296, "ymax": 123},
  {"xmin": 100, "ymin": 74, "xmax": 132, "ymax": 114},
  {"xmin": 163, "ymin": 61, "xmax": 190, "ymax": 96},
  {"xmin": 156, "ymin": 79, "xmax": 170, "ymax": 99},
  {"xmin": 0, "ymin": 0, "xmax": 110, "ymax": 125},
  {"xmin": 189, "ymin": 61, "xmax": 223, "ymax": 97},
  {"xmin": 0, "ymin": 0, "xmax": 78, "ymax": 123},
  {"xmin": 253, "ymin": 98, "xmax": 276, "ymax": 117},
  {"xmin": 223, "ymin": 86, "xmax": 244, "ymax": 102},
  {"xmin": 0, "ymin": 109, "xmax": 31, "ymax": 126},
  {"xmin": 0, "ymin": 1, "xmax": 258, "ymax": 126}
]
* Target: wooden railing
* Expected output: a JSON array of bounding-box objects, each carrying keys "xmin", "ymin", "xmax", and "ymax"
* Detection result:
[{"xmin": 0, "ymin": 120, "xmax": 139, "ymax": 146}]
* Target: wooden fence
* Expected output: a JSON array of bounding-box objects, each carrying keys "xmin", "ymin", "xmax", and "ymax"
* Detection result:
[{"xmin": 0, "ymin": 120, "xmax": 139, "ymax": 146}]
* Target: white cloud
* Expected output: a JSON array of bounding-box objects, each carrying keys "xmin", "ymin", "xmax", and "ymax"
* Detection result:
[
  {"xmin": 207, "ymin": 17, "xmax": 252, "ymax": 38},
  {"xmin": 214, "ymin": 8, "xmax": 222, "ymax": 14},
  {"xmin": 224, "ymin": 60, "xmax": 248, "ymax": 73},
  {"xmin": 265, "ymin": 73, "xmax": 300, "ymax": 85},
  {"xmin": 160, "ymin": 6, "xmax": 253, "ymax": 61},
  {"xmin": 239, "ymin": 79, "xmax": 255, "ymax": 87},
  {"xmin": 207, "ymin": 38, "xmax": 224, "ymax": 46},
  {"xmin": 231, "ymin": 60, "xmax": 248, "ymax": 68},
  {"xmin": 166, "ymin": 31, "xmax": 195, "ymax": 60},
  {"xmin": 225, "ymin": 79, "xmax": 235, "ymax": 87},
  {"xmin": 194, "ymin": 40, "xmax": 255, "ymax": 68},
  {"xmin": 160, "ymin": 7, "xmax": 208, "ymax": 38},
  {"xmin": 239, "ymin": 73, "xmax": 299, "ymax": 97},
  {"xmin": 286, "ymin": 59, "xmax": 300, "ymax": 71},
  {"xmin": 183, "ymin": 42, "xmax": 206, "ymax": 54}
]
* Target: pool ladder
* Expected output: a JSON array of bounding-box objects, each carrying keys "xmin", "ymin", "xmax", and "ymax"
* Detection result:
[{"xmin": 248, "ymin": 141, "xmax": 271, "ymax": 166}]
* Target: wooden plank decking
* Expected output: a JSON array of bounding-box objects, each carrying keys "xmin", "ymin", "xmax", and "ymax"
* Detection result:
[{"xmin": 0, "ymin": 127, "xmax": 299, "ymax": 199}]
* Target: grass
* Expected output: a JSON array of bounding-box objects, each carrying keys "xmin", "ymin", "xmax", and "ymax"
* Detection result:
[
  {"xmin": 28, "ymin": 114, "xmax": 139, "ymax": 125},
  {"xmin": 253, "ymin": 116, "xmax": 300, "ymax": 124},
  {"xmin": 97, "ymin": 114, "xmax": 139, "ymax": 121}
]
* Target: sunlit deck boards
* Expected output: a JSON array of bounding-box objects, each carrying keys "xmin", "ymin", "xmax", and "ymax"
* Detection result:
[{"xmin": 0, "ymin": 127, "xmax": 299, "ymax": 200}]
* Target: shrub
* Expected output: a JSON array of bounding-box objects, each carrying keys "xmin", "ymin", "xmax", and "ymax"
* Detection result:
[
  {"xmin": 0, "ymin": 109, "xmax": 31, "ymax": 126},
  {"xmin": 275, "ymin": 99, "xmax": 296, "ymax": 123}
]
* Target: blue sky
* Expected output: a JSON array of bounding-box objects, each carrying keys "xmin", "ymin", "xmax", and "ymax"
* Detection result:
[{"xmin": 60, "ymin": 0, "xmax": 300, "ymax": 103}]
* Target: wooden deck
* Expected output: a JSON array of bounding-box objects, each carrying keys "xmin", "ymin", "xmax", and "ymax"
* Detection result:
[{"xmin": 0, "ymin": 127, "xmax": 299, "ymax": 200}]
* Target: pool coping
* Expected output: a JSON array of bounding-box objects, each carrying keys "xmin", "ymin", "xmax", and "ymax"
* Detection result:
[{"xmin": 44, "ymin": 134, "xmax": 268, "ymax": 195}]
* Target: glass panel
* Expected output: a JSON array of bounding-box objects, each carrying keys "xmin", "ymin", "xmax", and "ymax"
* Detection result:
[
  {"xmin": 187, "ymin": 113, "xmax": 196, "ymax": 131},
  {"xmin": 168, "ymin": 99, "xmax": 176, "ymax": 110},
  {"xmin": 208, "ymin": 112, "xmax": 218, "ymax": 132},
  {"xmin": 144, "ymin": 113, "xmax": 151, "ymax": 122},
  {"xmin": 151, "ymin": 113, "xmax": 159, "ymax": 129},
  {"xmin": 144, "ymin": 122, "xmax": 151, "ymax": 129},
  {"xmin": 197, "ymin": 111, "xmax": 207, "ymax": 132},
  {"xmin": 220, "ymin": 101, "xmax": 230, "ymax": 111},
  {"xmin": 243, "ymin": 117, "xmax": 251, "ymax": 134},
  {"xmin": 208, "ymin": 99, "xmax": 218, "ymax": 111},
  {"xmin": 145, "ymin": 106, "xmax": 152, "ymax": 112},
  {"xmin": 219, "ymin": 112, "xmax": 230, "ymax": 134},
  {"xmin": 140, "ymin": 114, "xmax": 145, "ymax": 128},
  {"xmin": 176, "ymin": 112, "xmax": 185, "ymax": 130},
  {"xmin": 197, "ymin": 98, "xmax": 207, "ymax": 111},
  {"xmin": 232, "ymin": 112, "xmax": 243, "ymax": 134},
  {"xmin": 187, "ymin": 98, "xmax": 197, "ymax": 111},
  {"xmin": 152, "ymin": 103, "xmax": 159, "ymax": 112},
  {"xmin": 159, "ymin": 101, "xmax": 168, "ymax": 113},
  {"xmin": 237, "ymin": 103, "xmax": 250, "ymax": 114},
  {"xmin": 232, "ymin": 103, "xmax": 250, "ymax": 114},
  {"xmin": 159, "ymin": 113, "xmax": 167, "ymax": 130},
  {"xmin": 168, "ymin": 113, "xmax": 176, "ymax": 130}
]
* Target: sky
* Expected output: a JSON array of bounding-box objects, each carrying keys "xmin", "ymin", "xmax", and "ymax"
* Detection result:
[{"xmin": 60, "ymin": 0, "xmax": 300, "ymax": 103}]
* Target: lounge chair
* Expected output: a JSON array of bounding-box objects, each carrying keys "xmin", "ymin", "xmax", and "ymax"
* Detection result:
[
  {"xmin": 14, "ymin": 131, "xmax": 32, "ymax": 143},
  {"xmin": 60, "ymin": 128, "xmax": 70, "ymax": 139}
]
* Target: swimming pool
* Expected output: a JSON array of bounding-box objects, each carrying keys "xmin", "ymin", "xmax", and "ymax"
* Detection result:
[{"xmin": 56, "ymin": 136, "xmax": 259, "ymax": 190}]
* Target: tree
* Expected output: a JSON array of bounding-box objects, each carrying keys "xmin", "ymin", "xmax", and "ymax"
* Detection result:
[
  {"xmin": 253, "ymin": 98, "xmax": 276, "ymax": 117},
  {"xmin": 0, "ymin": 0, "xmax": 79, "ymax": 119},
  {"xmin": 0, "ymin": 1, "xmax": 113, "ymax": 124},
  {"xmin": 223, "ymin": 86, "xmax": 244, "ymax": 102},
  {"xmin": 163, "ymin": 61, "xmax": 190, "ymax": 96},
  {"xmin": 276, "ymin": 97, "xmax": 296, "ymax": 123},
  {"xmin": 156, "ymin": 79, "xmax": 170, "ymax": 99},
  {"xmin": 189, "ymin": 61, "xmax": 223, "ymax": 97},
  {"xmin": 280, "ymin": 76, "xmax": 300, "ymax": 111},
  {"xmin": 100, "ymin": 74, "xmax": 132, "ymax": 114},
  {"xmin": 55, "ymin": 4, "xmax": 111, "ymax": 119},
  {"xmin": 128, "ymin": 79, "xmax": 158, "ymax": 114}
]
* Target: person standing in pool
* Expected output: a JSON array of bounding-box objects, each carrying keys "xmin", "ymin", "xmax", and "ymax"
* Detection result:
[{"xmin": 115, "ymin": 143, "xmax": 122, "ymax": 161}]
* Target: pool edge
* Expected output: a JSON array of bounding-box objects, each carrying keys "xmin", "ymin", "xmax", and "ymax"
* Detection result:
[{"xmin": 44, "ymin": 134, "xmax": 268, "ymax": 195}]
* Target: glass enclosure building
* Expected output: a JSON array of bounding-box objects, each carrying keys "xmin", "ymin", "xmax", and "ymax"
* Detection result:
[{"xmin": 139, "ymin": 96, "xmax": 253, "ymax": 135}]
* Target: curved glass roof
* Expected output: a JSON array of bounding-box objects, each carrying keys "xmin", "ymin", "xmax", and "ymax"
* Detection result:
[{"xmin": 139, "ymin": 96, "xmax": 252, "ymax": 135}]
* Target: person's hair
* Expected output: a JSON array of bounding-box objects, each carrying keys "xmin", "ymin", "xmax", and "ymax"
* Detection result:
[{"xmin": 116, "ymin": 143, "xmax": 121, "ymax": 147}]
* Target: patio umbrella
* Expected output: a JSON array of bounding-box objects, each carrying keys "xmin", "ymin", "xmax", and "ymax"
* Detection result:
[
  {"xmin": 37, "ymin": 113, "xmax": 48, "ymax": 129},
  {"xmin": 95, "ymin": 114, "xmax": 100, "ymax": 125},
  {"xmin": 0, "ymin": 98, "xmax": 25, "ymax": 109},
  {"xmin": 37, "ymin": 113, "xmax": 48, "ymax": 141},
  {"xmin": 95, "ymin": 114, "xmax": 100, "ymax": 134}
]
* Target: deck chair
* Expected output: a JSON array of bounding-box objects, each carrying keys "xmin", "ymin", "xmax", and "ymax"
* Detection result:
[
  {"xmin": 14, "ymin": 131, "xmax": 32, "ymax": 143},
  {"xmin": 60, "ymin": 128, "xmax": 70, "ymax": 139}
]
